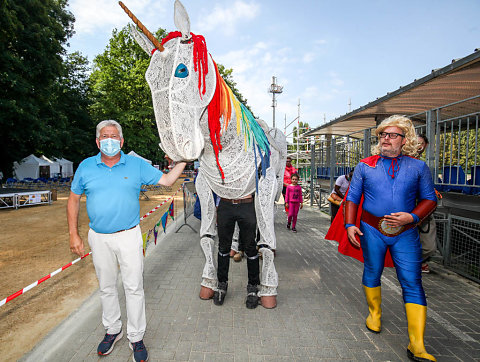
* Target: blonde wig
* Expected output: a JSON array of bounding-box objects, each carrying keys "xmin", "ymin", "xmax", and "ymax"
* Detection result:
[{"xmin": 371, "ymin": 115, "xmax": 419, "ymax": 157}]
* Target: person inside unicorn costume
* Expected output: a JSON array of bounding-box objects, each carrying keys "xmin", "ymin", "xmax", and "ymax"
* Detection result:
[
  {"xmin": 119, "ymin": 0, "xmax": 286, "ymax": 313},
  {"xmin": 345, "ymin": 115, "xmax": 437, "ymax": 362}
]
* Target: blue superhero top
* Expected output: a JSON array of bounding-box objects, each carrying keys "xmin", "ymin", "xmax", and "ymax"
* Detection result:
[{"xmin": 346, "ymin": 154, "xmax": 436, "ymax": 219}]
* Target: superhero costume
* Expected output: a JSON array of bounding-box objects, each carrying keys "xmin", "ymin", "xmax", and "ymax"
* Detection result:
[{"xmin": 344, "ymin": 154, "xmax": 437, "ymax": 362}]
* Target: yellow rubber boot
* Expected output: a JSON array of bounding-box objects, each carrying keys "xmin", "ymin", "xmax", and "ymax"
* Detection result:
[
  {"xmin": 405, "ymin": 303, "xmax": 436, "ymax": 362},
  {"xmin": 363, "ymin": 286, "xmax": 382, "ymax": 333}
]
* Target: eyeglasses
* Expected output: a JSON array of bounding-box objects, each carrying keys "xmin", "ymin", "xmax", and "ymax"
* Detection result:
[{"xmin": 378, "ymin": 132, "xmax": 405, "ymax": 139}]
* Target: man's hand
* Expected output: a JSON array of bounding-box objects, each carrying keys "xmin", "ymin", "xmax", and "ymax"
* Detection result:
[
  {"xmin": 285, "ymin": 202, "xmax": 288, "ymax": 208},
  {"xmin": 347, "ymin": 226, "xmax": 363, "ymax": 248},
  {"xmin": 158, "ymin": 161, "xmax": 186, "ymax": 186},
  {"xmin": 383, "ymin": 212, "xmax": 414, "ymax": 227},
  {"xmin": 69, "ymin": 234, "xmax": 85, "ymax": 256}
]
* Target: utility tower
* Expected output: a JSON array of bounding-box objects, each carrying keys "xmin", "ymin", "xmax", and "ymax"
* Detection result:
[{"xmin": 269, "ymin": 76, "xmax": 283, "ymax": 128}]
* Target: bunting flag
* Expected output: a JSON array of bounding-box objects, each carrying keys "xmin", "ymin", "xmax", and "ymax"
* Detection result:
[
  {"xmin": 147, "ymin": 229, "xmax": 152, "ymax": 245},
  {"xmin": 153, "ymin": 221, "xmax": 160, "ymax": 245},
  {"xmin": 161, "ymin": 212, "xmax": 168, "ymax": 233},
  {"xmin": 142, "ymin": 232, "xmax": 148, "ymax": 256},
  {"xmin": 168, "ymin": 201, "xmax": 175, "ymax": 220}
]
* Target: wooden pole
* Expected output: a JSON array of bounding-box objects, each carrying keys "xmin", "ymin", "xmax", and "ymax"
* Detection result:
[{"xmin": 118, "ymin": 1, "xmax": 164, "ymax": 51}]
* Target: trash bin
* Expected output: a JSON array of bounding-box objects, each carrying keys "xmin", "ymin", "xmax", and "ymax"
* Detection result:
[{"xmin": 51, "ymin": 188, "xmax": 57, "ymax": 201}]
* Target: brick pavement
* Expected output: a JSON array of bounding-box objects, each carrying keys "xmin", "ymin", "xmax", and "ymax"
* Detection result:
[{"xmin": 22, "ymin": 206, "xmax": 480, "ymax": 361}]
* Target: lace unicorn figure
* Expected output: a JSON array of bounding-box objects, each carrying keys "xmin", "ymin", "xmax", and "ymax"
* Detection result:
[{"xmin": 120, "ymin": 0, "xmax": 287, "ymax": 307}]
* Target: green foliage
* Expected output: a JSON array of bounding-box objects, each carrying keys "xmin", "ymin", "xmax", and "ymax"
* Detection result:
[
  {"xmin": 52, "ymin": 52, "xmax": 97, "ymax": 165},
  {"xmin": 0, "ymin": 0, "xmax": 88, "ymax": 177},
  {"xmin": 89, "ymin": 27, "xmax": 167, "ymax": 163},
  {"xmin": 438, "ymin": 128, "xmax": 480, "ymax": 174},
  {"xmin": 290, "ymin": 121, "xmax": 310, "ymax": 153}
]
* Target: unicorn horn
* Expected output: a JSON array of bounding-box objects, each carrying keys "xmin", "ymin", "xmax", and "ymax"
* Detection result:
[{"xmin": 118, "ymin": 1, "xmax": 164, "ymax": 51}]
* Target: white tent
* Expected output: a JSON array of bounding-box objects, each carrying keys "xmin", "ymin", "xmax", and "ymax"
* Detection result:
[
  {"xmin": 13, "ymin": 154, "xmax": 51, "ymax": 180},
  {"xmin": 40, "ymin": 156, "xmax": 61, "ymax": 177},
  {"xmin": 54, "ymin": 157, "xmax": 74, "ymax": 177},
  {"xmin": 128, "ymin": 151, "xmax": 152, "ymax": 164}
]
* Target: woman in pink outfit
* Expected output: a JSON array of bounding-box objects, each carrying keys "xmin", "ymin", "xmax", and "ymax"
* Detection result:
[{"xmin": 285, "ymin": 174, "xmax": 303, "ymax": 232}]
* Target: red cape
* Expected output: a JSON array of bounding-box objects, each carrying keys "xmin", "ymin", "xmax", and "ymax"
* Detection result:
[{"xmin": 325, "ymin": 194, "xmax": 394, "ymax": 268}]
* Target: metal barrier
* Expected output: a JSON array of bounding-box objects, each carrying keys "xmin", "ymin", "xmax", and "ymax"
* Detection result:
[
  {"xmin": 176, "ymin": 180, "xmax": 197, "ymax": 233},
  {"xmin": 442, "ymin": 215, "xmax": 480, "ymax": 283},
  {"xmin": 0, "ymin": 189, "xmax": 51, "ymax": 209}
]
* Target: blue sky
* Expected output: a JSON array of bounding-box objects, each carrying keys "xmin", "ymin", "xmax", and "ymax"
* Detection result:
[{"xmin": 67, "ymin": 0, "xmax": 480, "ymax": 136}]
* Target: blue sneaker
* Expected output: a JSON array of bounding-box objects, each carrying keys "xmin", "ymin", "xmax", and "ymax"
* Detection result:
[
  {"xmin": 129, "ymin": 340, "xmax": 149, "ymax": 362},
  {"xmin": 97, "ymin": 329, "xmax": 123, "ymax": 355}
]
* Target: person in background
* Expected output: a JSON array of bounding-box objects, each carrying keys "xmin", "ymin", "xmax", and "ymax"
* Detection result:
[
  {"xmin": 67, "ymin": 120, "xmax": 186, "ymax": 362},
  {"xmin": 417, "ymin": 134, "xmax": 438, "ymax": 273},
  {"xmin": 329, "ymin": 168, "xmax": 354, "ymax": 223},
  {"xmin": 285, "ymin": 173, "xmax": 303, "ymax": 232},
  {"xmin": 282, "ymin": 156, "xmax": 297, "ymax": 207}
]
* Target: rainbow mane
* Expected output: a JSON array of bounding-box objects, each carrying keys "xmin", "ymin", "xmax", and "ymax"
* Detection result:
[{"xmin": 163, "ymin": 31, "xmax": 270, "ymax": 180}]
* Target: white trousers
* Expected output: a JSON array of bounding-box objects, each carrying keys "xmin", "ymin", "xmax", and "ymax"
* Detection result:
[{"xmin": 88, "ymin": 226, "xmax": 145, "ymax": 343}]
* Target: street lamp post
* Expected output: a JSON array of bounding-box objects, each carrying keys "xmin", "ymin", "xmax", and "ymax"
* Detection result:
[{"xmin": 269, "ymin": 76, "xmax": 283, "ymax": 128}]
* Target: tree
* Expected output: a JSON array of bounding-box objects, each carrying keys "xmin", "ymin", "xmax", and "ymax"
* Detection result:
[
  {"xmin": 290, "ymin": 121, "xmax": 310, "ymax": 153},
  {"xmin": 0, "ymin": 0, "xmax": 75, "ymax": 177},
  {"xmin": 50, "ymin": 52, "xmax": 96, "ymax": 165}
]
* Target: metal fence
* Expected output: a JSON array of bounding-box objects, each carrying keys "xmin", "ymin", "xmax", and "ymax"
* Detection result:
[
  {"xmin": 434, "ymin": 212, "xmax": 480, "ymax": 283},
  {"xmin": 412, "ymin": 97, "xmax": 480, "ymax": 195},
  {"xmin": 175, "ymin": 180, "xmax": 197, "ymax": 233}
]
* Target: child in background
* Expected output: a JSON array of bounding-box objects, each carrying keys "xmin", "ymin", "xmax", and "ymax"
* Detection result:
[{"xmin": 285, "ymin": 173, "xmax": 303, "ymax": 232}]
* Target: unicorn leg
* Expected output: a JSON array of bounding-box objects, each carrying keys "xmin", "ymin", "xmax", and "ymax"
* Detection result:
[
  {"xmin": 199, "ymin": 236, "xmax": 216, "ymax": 299},
  {"xmin": 254, "ymin": 166, "xmax": 279, "ymax": 308},
  {"xmin": 258, "ymin": 247, "xmax": 278, "ymax": 308},
  {"xmin": 196, "ymin": 172, "xmax": 217, "ymax": 299}
]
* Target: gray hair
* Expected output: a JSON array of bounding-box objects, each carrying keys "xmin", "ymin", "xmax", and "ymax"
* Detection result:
[{"xmin": 96, "ymin": 120, "xmax": 123, "ymax": 138}]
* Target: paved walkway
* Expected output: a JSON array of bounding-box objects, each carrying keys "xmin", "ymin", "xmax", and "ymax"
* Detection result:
[{"xmin": 22, "ymin": 206, "xmax": 480, "ymax": 361}]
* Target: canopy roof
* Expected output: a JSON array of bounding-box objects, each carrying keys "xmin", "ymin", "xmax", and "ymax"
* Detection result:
[{"xmin": 305, "ymin": 49, "xmax": 480, "ymax": 139}]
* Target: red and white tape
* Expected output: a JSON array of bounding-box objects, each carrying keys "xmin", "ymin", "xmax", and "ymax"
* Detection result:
[
  {"xmin": 0, "ymin": 252, "xmax": 91, "ymax": 307},
  {"xmin": 140, "ymin": 186, "xmax": 181, "ymax": 221},
  {"xmin": 0, "ymin": 184, "xmax": 183, "ymax": 308}
]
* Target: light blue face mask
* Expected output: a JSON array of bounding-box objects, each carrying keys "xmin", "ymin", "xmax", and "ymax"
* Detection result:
[{"xmin": 99, "ymin": 138, "xmax": 121, "ymax": 157}]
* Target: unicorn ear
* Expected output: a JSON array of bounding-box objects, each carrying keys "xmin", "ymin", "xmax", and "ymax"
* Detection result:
[
  {"xmin": 129, "ymin": 24, "xmax": 155, "ymax": 55},
  {"xmin": 174, "ymin": 0, "xmax": 191, "ymax": 41}
]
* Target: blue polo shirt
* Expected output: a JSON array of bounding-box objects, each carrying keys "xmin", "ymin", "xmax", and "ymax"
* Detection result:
[{"xmin": 71, "ymin": 151, "xmax": 163, "ymax": 233}]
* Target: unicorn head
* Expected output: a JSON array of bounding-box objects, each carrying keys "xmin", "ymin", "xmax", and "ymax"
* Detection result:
[{"xmin": 120, "ymin": 0, "xmax": 216, "ymax": 161}]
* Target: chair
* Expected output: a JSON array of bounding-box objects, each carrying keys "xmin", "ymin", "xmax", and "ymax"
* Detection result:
[
  {"xmin": 441, "ymin": 166, "xmax": 468, "ymax": 193},
  {"xmin": 140, "ymin": 187, "xmax": 149, "ymax": 200},
  {"xmin": 5, "ymin": 178, "xmax": 17, "ymax": 187},
  {"xmin": 468, "ymin": 165, "xmax": 480, "ymax": 195},
  {"xmin": 336, "ymin": 167, "xmax": 345, "ymax": 177}
]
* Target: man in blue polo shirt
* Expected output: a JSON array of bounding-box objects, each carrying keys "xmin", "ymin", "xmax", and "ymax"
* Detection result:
[{"xmin": 67, "ymin": 120, "xmax": 186, "ymax": 362}]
